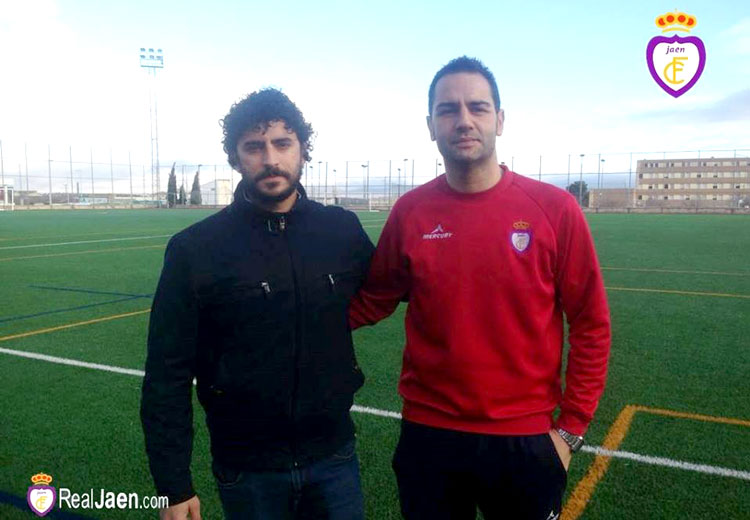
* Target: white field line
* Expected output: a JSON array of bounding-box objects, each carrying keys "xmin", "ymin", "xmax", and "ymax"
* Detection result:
[
  {"xmin": 2, "ymin": 224, "xmax": 386, "ymax": 251},
  {"xmin": 582, "ymin": 446, "xmax": 750, "ymax": 481},
  {"xmin": 2, "ymin": 345, "xmax": 749, "ymax": 482},
  {"xmin": 0, "ymin": 228, "xmax": 178, "ymax": 244},
  {"xmin": 0, "ymin": 347, "xmax": 146, "ymax": 377},
  {"xmin": 0, "ymin": 235, "xmax": 172, "ymax": 251},
  {"xmin": 351, "ymin": 404, "xmax": 402, "ymax": 419}
]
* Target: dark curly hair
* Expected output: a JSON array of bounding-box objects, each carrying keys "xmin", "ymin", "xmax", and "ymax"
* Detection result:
[
  {"xmin": 428, "ymin": 56, "xmax": 501, "ymax": 115},
  {"xmin": 221, "ymin": 88, "xmax": 314, "ymax": 168}
]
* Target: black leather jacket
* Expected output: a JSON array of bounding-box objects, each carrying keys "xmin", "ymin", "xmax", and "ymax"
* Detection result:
[{"xmin": 141, "ymin": 182, "xmax": 374, "ymax": 504}]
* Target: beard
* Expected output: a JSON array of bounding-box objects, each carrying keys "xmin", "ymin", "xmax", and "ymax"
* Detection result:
[{"xmin": 244, "ymin": 165, "xmax": 303, "ymax": 205}]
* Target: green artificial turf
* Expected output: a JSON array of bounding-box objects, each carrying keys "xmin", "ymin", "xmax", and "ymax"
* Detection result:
[{"xmin": 1, "ymin": 209, "xmax": 748, "ymax": 519}]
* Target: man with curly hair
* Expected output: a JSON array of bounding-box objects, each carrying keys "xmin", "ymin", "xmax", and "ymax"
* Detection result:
[{"xmin": 142, "ymin": 88, "xmax": 373, "ymax": 520}]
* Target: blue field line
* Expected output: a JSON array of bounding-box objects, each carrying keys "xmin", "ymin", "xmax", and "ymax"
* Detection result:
[
  {"xmin": 0, "ymin": 489, "xmax": 98, "ymax": 519},
  {"xmin": 29, "ymin": 285, "xmax": 153, "ymax": 298},
  {"xmin": 0, "ymin": 297, "xmax": 148, "ymax": 324}
]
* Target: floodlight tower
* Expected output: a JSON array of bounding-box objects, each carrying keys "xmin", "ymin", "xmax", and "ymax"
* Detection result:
[{"xmin": 140, "ymin": 47, "xmax": 164, "ymax": 206}]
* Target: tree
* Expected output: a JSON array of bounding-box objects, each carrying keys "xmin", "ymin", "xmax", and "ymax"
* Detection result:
[
  {"xmin": 178, "ymin": 184, "xmax": 186, "ymax": 205},
  {"xmin": 190, "ymin": 167, "xmax": 202, "ymax": 206},
  {"xmin": 167, "ymin": 162, "xmax": 177, "ymax": 208},
  {"xmin": 566, "ymin": 181, "xmax": 589, "ymax": 207}
]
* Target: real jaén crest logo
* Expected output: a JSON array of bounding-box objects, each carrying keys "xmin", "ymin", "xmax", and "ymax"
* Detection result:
[
  {"xmin": 646, "ymin": 11, "xmax": 706, "ymax": 98},
  {"xmin": 27, "ymin": 473, "xmax": 56, "ymax": 517},
  {"xmin": 510, "ymin": 220, "xmax": 532, "ymax": 253}
]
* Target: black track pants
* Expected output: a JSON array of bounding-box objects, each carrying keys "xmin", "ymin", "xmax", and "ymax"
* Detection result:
[{"xmin": 393, "ymin": 420, "xmax": 567, "ymax": 520}]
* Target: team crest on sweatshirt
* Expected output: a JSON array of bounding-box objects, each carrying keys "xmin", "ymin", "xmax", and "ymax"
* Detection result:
[{"xmin": 510, "ymin": 220, "xmax": 532, "ymax": 252}]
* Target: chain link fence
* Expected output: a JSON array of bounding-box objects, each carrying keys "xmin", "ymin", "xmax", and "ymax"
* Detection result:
[{"xmin": 1, "ymin": 140, "xmax": 748, "ymax": 213}]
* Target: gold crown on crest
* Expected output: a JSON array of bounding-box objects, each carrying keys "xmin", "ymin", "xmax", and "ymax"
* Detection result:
[
  {"xmin": 655, "ymin": 11, "xmax": 696, "ymax": 32},
  {"xmin": 513, "ymin": 220, "xmax": 530, "ymax": 230},
  {"xmin": 30, "ymin": 473, "xmax": 53, "ymax": 486}
]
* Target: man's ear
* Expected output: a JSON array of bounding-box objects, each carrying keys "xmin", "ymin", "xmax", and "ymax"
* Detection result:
[
  {"xmin": 426, "ymin": 115, "xmax": 436, "ymax": 142},
  {"xmin": 496, "ymin": 109, "xmax": 505, "ymax": 137}
]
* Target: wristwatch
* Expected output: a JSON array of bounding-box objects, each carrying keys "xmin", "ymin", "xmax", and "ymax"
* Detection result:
[{"xmin": 556, "ymin": 428, "xmax": 585, "ymax": 452}]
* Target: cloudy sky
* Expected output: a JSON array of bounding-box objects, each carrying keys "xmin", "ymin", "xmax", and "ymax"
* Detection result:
[{"xmin": 0, "ymin": 0, "xmax": 748, "ymax": 192}]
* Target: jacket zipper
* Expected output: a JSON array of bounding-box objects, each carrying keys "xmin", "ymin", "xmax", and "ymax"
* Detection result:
[
  {"xmin": 328, "ymin": 271, "xmax": 358, "ymax": 294},
  {"xmin": 280, "ymin": 214, "xmax": 301, "ymax": 468}
]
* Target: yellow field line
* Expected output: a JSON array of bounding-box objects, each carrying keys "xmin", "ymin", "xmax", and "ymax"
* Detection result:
[
  {"xmin": 606, "ymin": 286, "xmax": 750, "ymax": 300},
  {"xmin": 0, "ymin": 244, "xmax": 166, "ymax": 262},
  {"xmin": 562, "ymin": 405, "xmax": 638, "ymax": 520},
  {"xmin": 602, "ymin": 266, "xmax": 750, "ymax": 277},
  {"xmin": 636, "ymin": 406, "xmax": 750, "ymax": 427},
  {"xmin": 562, "ymin": 404, "xmax": 750, "ymax": 519},
  {"xmin": 0, "ymin": 309, "xmax": 151, "ymax": 343}
]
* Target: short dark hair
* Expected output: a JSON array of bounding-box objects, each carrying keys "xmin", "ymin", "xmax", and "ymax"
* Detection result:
[
  {"xmin": 428, "ymin": 56, "xmax": 501, "ymax": 114},
  {"xmin": 221, "ymin": 88, "xmax": 314, "ymax": 168}
]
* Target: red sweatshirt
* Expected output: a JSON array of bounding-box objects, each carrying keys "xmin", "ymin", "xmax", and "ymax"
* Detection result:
[{"xmin": 349, "ymin": 168, "xmax": 610, "ymax": 436}]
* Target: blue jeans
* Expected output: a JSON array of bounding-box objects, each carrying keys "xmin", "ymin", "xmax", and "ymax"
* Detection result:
[{"xmin": 213, "ymin": 440, "xmax": 364, "ymax": 520}]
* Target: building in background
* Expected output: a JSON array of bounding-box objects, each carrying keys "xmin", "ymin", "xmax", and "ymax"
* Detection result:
[
  {"xmin": 0, "ymin": 185, "xmax": 14, "ymax": 210},
  {"xmin": 634, "ymin": 157, "xmax": 750, "ymax": 209},
  {"xmin": 200, "ymin": 179, "xmax": 233, "ymax": 206}
]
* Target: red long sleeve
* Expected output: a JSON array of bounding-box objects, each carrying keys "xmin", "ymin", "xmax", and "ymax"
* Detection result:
[{"xmin": 350, "ymin": 170, "xmax": 610, "ymax": 436}]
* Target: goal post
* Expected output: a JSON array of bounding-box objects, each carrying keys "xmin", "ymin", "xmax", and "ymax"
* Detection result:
[{"xmin": 0, "ymin": 185, "xmax": 14, "ymax": 211}]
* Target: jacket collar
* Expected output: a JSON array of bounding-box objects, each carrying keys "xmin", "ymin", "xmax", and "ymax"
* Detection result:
[{"xmin": 231, "ymin": 178, "xmax": 311, "ymax": 224}]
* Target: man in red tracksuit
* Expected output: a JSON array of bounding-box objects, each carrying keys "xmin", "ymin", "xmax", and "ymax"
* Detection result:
[{"xmin": 349, "ymin": 56, "xmax": 611, "ymax": 519}]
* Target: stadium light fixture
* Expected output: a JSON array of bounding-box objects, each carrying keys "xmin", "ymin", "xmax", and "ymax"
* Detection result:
[
  {"xmin": 402, "ymin": 159, "xmax": 408, "ymax": 197},
  {"xmin": 579, "ymin": 154, "xmax": 585, "ymax": 205},
  {"xmin": 361, "ymin": 163, "xmax": 370, "ymax": 210},
  {"xmin": 317, "ymin": 160, "xmax": 322, "ymax": 200}
]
